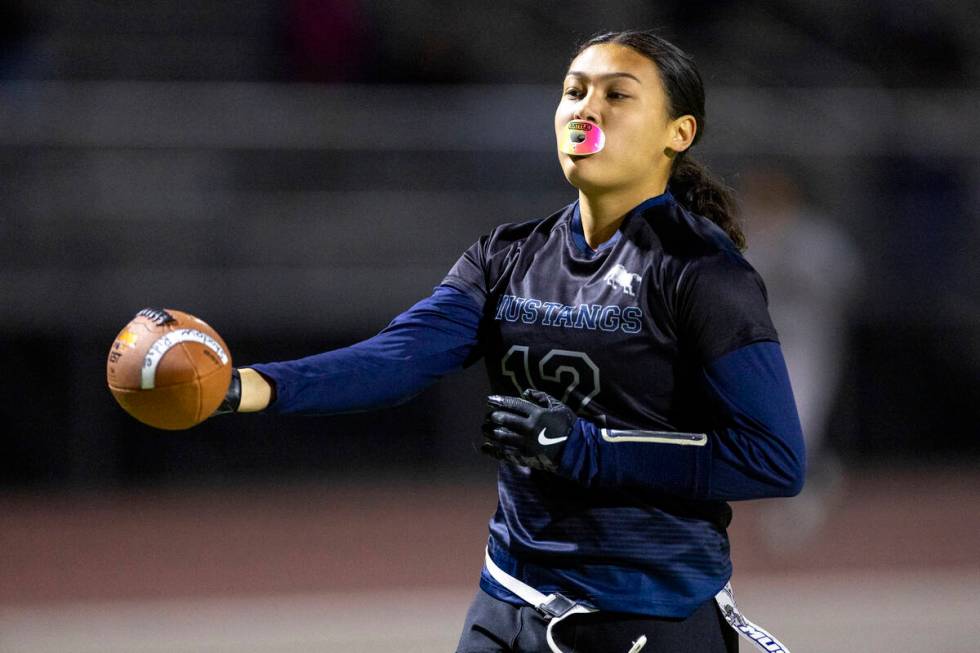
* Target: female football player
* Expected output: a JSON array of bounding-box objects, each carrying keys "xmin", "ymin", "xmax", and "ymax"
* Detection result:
[{"xmin": 219, "ymin": 29, "xmax": 805, "ymax": 653}]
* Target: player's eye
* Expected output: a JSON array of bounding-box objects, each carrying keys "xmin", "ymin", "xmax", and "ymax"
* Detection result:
[
  {"xmin": 563, "ymin": 87, "xmax": 583, "ymax": 99},
  {"xmin": 607, "ymin": 91, "xmax": 629, "ymax": 100}
]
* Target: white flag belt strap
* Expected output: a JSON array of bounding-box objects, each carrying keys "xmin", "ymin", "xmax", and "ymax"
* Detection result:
[
  {"xmin": 485, "ymin": 549, "xmax": 605, "ymax": 653},
  {"xmin": 484, "ymin": 548, "xmax": 552, "ymax": 607},
  {"xmin": 714, "ymin": 582, "xmax": 793, "ymax": 653},
  {"xmin": 484, "ymin": 548, "xmax": 792, "ymax": 653}
]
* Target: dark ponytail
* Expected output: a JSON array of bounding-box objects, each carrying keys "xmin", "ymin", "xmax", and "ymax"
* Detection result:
[
  {"xmin": 668, "ymin": 157, "xmax": 744, "ymax": 250},
  {"xmin": 572, "ymin": 30, "xmax": 746, "ymax": 250}
]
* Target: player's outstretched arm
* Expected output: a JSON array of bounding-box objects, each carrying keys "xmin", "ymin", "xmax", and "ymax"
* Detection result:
[{"xmin": 213, "ymin": 284, "xmax": 483, "ymax": 417}]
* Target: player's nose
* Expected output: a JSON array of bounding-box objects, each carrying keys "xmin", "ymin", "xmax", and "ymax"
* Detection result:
[
  {"xmin": 572, "ymin": 94, "xmax": 601, "ymax": 125},
  {"xmin": 572, "ymin": 106, "xmax": 600, "ymax": 125}
]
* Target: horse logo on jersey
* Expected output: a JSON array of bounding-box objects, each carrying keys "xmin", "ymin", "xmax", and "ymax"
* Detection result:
[{"xmin": 603, "ymin": 264, "xmax": 642, "ymax": 296}]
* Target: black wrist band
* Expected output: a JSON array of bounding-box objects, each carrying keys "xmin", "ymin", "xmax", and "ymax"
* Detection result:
[{"xmin": 216, "ymin": 367, "xmax": 242, "ymax": 414}]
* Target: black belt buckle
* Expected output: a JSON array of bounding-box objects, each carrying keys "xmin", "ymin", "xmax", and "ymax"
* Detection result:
[{"xmin": 538, "ymin": 593, "xmax": 577, "ymax": 618}]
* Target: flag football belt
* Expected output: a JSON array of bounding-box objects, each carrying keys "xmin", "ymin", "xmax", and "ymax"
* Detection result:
[{"xmin": 484, "ymin": 549, "xmax": 792, "ymax": 653}]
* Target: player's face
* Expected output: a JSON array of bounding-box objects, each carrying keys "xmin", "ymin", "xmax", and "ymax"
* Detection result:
[{"xmin": 555, "ymin": 43, "xmax": 695, "ymax": 194}]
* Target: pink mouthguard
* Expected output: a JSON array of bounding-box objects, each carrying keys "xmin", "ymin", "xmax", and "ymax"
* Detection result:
[{"xmin": 559, "ymin": 120, "xmax": 605, "ymax": 155}]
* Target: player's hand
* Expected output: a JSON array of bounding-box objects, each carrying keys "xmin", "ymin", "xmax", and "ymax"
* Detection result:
[
  {"xmin": 211, "ymin": 367, "xmax": 242, "ymax": 415},
  {"xmin": 481, "ymin": 389, "xmax": 577, "ymax": 472}
]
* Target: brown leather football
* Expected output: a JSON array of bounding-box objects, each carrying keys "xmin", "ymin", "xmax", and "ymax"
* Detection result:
[{"xmin": 106, "ymin": 308, "xmax": 232, "ymax": 430}]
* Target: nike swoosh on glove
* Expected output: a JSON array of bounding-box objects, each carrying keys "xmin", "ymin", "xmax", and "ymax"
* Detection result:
[{"xmin": 481, "ymin": 388, "xmax": 580, "ymax": 472}]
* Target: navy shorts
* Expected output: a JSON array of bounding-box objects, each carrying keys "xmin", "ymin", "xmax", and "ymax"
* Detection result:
[{"xmin": 455, "ymin": 588, "xmax": 739, "ymax": 653}]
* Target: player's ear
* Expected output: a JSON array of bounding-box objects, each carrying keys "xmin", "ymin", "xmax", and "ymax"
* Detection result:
[{"xmin": 666, "ymin": 114, "xmax": 696, "ymax": 154}]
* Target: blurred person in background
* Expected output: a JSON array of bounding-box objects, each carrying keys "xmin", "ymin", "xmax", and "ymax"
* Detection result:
[
  {"xmin": 212, "ymin": 30, "xmax": 804, "ymax": 653},
  {"xmin": 741, "ymin": 166, "xmax": 863, "ymax": 551}
]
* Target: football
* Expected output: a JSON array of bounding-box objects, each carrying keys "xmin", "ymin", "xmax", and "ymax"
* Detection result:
[{"xmin": 106, "ymin": 308, "xmax": 232, "ymax": 430}]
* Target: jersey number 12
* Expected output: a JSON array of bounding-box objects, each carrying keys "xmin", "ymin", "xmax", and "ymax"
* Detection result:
[{"xmin": 501, "ymin": 345, "xmax": 600, "ymax": 412}]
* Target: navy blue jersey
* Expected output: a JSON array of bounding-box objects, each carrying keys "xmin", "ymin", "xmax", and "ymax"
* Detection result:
[
  {"xmin": 251, "ymin": 190, "xmax": 804, "ymax": 619},
  {"xmin": 443, "ymin": 192, "xmax": 778, "ymax": 428},
  {"xmin": 441, "ymin": 192, "xmax": 787, "ymax": 616}
]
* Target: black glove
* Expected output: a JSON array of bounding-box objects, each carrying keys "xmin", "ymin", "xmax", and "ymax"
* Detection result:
[
  {"xmin": 212, "ymin": 367, "xmax": 242, "ymax": 416},
  {"xmin": 481, "ymin": 388, "xmax": 578, "ymax": 472}
]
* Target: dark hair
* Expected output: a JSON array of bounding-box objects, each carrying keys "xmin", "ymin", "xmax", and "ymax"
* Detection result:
[{"xmin": 572, "ymin": 30, "xmax": 745, "ymax": 250}]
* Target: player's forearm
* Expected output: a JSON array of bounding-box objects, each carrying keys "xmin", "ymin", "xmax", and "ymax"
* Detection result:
[
  {"xmin": 245, "ymin": 285, "xmax": 483, "ymax": 415},
  {"xmin": 249, "ymin": 346, "xmax": 443, "ymax": 414},
  {"xmin": 558, "ymin": 421, "xmax": 709, "ymax": 498},
  {"xmin": 559, "ymin": 421, "xmax": 803, "ymax": 502}
]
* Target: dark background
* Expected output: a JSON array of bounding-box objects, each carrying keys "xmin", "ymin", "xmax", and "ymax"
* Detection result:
[{"xmin": 1, "ymin": 0, "xmax": 977, "ymax": 491}]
